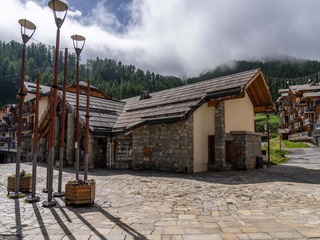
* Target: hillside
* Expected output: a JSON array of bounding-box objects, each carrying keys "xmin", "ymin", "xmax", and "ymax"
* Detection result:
[{"xmin": 1, "ymin": 40, "xmax": 320, "ymax": 106}]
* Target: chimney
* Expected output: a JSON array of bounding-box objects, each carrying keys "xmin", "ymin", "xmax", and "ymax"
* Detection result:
[{"xmin": 140, "ymin": 89, "xmax": 151, "ymax": 100}]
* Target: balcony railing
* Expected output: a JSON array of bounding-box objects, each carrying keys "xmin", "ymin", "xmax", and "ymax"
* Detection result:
[
  {"xmin": 23, "ymin": 105, "xmax": 35, "ymax": 115},
  {"xmin": 304, "ymin": 106, "xmax": 315, "ymax": 113},
  {"xmin": 0, "ymin": 136, "xmax": 9, "ymax": 143},
  {"xmin": 0, "ymin": 125, "xmax": 8, "ymax": 132},
  {"xmin": 8, "ymin": 124, "xmax": 18, "ymax": 132},
  {"xmin": 303, "ymin": 118, "xmax": 313, "ymax": 126},
  {"xmin": 288, "ymin": 131, "xmax": 309, "ymax": 141},
  {"xmin": 298, "ymin": 108, "xmax": 304, "ymax": 115},
  {"xmin": 294, "ymin": 122, "xmax": 300, "ymax": 129},
  {"xmin": 22, "ymin": 122, "xmax": 34, "ymax": 131},
  {"xmin": 289, "ymin": 114, "xmax": 295, "ymax": 122}
]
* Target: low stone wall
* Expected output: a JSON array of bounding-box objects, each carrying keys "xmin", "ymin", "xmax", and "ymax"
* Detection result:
[{"xmin": 231, "ymin": 131, "xmax": 262, "ymax": 170}]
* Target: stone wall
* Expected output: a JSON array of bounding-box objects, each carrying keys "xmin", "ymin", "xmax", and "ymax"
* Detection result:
[
  {"xmin": 130, "ymin": 116, "xmax": 194, "ymax": 173},
  {"xmin": 212, "ymin": 101, "xmax": 226, "ymax": 171},
  {"xmin": 231, "ymin": 131, "xmax": 262, "ymax": 170}
]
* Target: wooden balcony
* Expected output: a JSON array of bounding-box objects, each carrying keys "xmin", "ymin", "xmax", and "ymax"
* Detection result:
[
  {"xmin": 0, "ymin": 125, "xmax": 8, "ymax": 132},
  {"xmin": 8, "ymin": 124, "xmax": 18, "ymax": 132},
  {"xmin": 294, "ymin": 122, "xmax": 300, "ymax": 129},
  {"xmin": 303, "ymin": 118, "xmax": 313, "ymax": 126},
  {"xmin": 289, "ymin": 114, "xmax": 295, "ymax": 122},
  {"xmin": 304, "ymin": 106, "xmax": 315, "ymax": 113},
  {"xmin": 0, "ymin": 136, "xmax": 9, "ymax": 143},
  {"xmin": 22, "ymin": 122, "xmax": 34, "ymax": 131},
  {"xmin": 288, "ymin": 131, "xmax": 309, "ymax": 141}
]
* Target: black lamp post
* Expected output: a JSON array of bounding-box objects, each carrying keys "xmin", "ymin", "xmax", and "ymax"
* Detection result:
[
  {"xmin": 43, "ymin": 0, "xmax": 68, "ymax": 208},
  {"xmin": 71, "ymin": 34, "xmax": 85, "ymax": 180},
  {"xmin": 10, "ymin": 19, "xmax": 36, "ymax": 199}
]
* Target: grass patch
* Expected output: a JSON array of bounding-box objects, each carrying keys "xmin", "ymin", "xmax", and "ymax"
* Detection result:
[
  {"xmin": 263, "ymin": 136, "xmax": 310, "ymax": 165},
  {"xmin": 268, "ymin": 149, "xmax": 288, "ymax": 165},
  {"xmin": 7, "ymin": 193, "xmax": 26, "ymax": 199},
  {"xmin": 282, "ymin": 140, "xmax": 310, "ymax": 148}
]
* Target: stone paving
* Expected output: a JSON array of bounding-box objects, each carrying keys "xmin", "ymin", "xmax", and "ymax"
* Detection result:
[{"xmin": 0, "ymin": 149, "xmax": 320, "ymax": 239}]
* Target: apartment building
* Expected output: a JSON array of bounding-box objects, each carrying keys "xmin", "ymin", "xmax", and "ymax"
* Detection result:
[
  {"xmin": 277, "ymin": 83, "xmax": 320, "ymax": 144},
  {"xmin": 0, "ymin": 82, "xmax": 50, "ymax": 163}
]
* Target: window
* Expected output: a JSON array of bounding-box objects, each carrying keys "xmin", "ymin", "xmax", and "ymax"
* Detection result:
[{"xmin": 115, "ymin": 140, "xmax": 132, "ymax": 161}]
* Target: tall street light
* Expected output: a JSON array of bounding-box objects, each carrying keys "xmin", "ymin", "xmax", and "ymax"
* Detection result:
[
  {"xmin": 10, "ymin": 19, "xmax": 36, "ymax": 199},
  {"xmin": 26, "ymin": 71, "xmax": 41, "ymax": 203},
  {"xmin": 43, "ymin": 0, "xmax": 67, "ymax": 208},
  {"xmin": 71, "ymin": 34, "xmax": 85, "ymax": 180}
]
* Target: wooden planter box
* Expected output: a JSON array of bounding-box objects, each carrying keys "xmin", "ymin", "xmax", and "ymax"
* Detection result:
[
  {"xmin": 7, "ymin": 176, "xmax": 32, "ymax": 194},
  {"xmin": 65, "ymin": 184, "xmax": 95, "ymax": 206}
]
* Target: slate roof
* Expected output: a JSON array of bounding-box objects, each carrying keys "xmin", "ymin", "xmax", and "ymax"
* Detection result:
[
  {"xmin": 114, "ymin": 69, "xmax": 267, "ymax": 131},
  {"xmin": 302, "ymin": 91, "xmax": 320, "ymax": 99},
  {"xmin": 289, "ymin": 84, "xmax": 320, "ymax": 93},
  {"xmin": 24, "ymin": 81, "xmax": 50, "ymax": 95},
  {"xmin": 63, "ymin": 91, "xmax": 125, "ymax": 135}
]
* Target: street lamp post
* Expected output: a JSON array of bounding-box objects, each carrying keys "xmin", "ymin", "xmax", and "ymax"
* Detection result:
[
  {"xmin": 10, "ymin": 19, "xmax": 36, "ymax": 199},
  {"xmin": 53, "ymin": 47, "xmax": 68, "ymax": 198},
  {"xmin": 71, "ymin": 34, "xmax": 85, "ymax": 180},
  {"xmin": 26, "ymin": 71, "xmax": 41, "ymax": 203},
  {"xmin": 266, "ymin": 113, "xmax": 271, "ymax": 167},
  {"xmin": 43, "ymin": 0, "xmax": 68, "ymax": 208}
]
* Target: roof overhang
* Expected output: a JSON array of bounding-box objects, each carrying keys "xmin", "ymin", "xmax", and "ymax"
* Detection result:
[{"xmin": 245, "ymin": 70, "xmax": 275, "ymax": 113}]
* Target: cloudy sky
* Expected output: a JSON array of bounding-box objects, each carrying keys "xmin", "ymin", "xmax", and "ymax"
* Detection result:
[{"xmin": 0, "ymin": 0, "xmax": 319, "ymax": 78}]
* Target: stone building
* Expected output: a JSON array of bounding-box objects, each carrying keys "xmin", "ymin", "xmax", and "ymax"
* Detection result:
[{"xmin": 39, "ymin": 69, "xmax": 274, "ymax": 173}]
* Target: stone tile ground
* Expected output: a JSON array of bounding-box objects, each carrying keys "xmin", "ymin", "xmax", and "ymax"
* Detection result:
[{"xmin": 0, "ymin": 149, "xmax": 320, "ymax": 239}]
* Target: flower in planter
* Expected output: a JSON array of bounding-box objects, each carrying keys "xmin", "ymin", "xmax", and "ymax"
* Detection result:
[
  {"xmin": 8, "ymin": 170, "xmax": 32, "ymax": 178},
  {"xmin": 66, "ymin": 178, "xmax": 96, "ymax": 186}
]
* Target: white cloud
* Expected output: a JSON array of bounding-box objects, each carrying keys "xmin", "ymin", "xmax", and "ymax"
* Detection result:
[{"xmin": 1, "ymin": 0, "xmax": 320, "ymax": 77}]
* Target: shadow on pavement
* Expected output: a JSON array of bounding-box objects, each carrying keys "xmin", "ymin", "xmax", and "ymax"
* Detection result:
[
  {"xmin": 66, "ymin": 204, "xmax": 147, "ymax": 240},
  {"xmin": 50, "ymin": 201, "xmax": 75, "ymax": 240},
  {"xmin": 32, "ymin": 203, "xmax": 49, "ymax": 240}
]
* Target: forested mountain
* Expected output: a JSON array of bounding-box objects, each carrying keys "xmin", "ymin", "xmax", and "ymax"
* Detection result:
[
  {"xmin": 0, "ymin": 40, "xmax": 183, "ymax": 106},
  {"xmin": 188, "ymin": 59, "xmax": 320, "ymax": 100},
  {"xmin": 1, "ymin": 40, "xmax": 320, "ymax": 106}
]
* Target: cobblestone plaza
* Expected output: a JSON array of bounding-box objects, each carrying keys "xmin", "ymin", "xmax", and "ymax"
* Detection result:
[{"xmin": 0, "ymin": 148, "xmax": 320, "ymax": 239}]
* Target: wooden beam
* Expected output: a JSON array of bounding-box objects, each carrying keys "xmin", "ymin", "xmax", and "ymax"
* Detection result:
[
  {"xmin": 254, "ymin": 105, "xmax": 275, "ymax": 113},
  {"xmin": 207, "ymin": 92, "xmax": 245, "ymax": 107},
  {"xmin": 208, "ymin": 100, "xmax": 219, "ymax": 107}
]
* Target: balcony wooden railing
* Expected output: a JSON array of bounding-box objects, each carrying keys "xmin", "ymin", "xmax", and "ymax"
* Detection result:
[
  {"xmin": 0, "ymin": 125, "xmax": 8, "ymax": 132},
  {"xmin": 304, "ymin": 106, "xmax": 315, "ymax": 113},
  {"xmin": 8, "ymin": 124, "xmax": 18, "ymax": 132},
  {"xmin": 23, "ymin": 105, "xmax": 35, "ymax": 115},
  {"xmin": 0, "ymin": 136, "xmax": 9, "ymax": 143},
  {"xmin": 22, "ymin": 122, "xmax": 34, "ymax": 131},
  {"xmin": 303, "ymin": 118, "xmax": 313, "ymax": 126},
  {"xmin": 288, "ymin": 131, "xmax": 309, "ymax": 141},
  {"xmin": 289, "ymin": 114, "xmax": 295, "ymax": 122}
]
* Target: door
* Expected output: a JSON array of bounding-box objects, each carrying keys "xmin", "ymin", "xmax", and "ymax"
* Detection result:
[{"xmin": 226, "ymin": 140, "xmax": 234, "ymax": 164}]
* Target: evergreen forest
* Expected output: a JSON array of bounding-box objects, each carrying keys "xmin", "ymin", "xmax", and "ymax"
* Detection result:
[{"xmin": 1, "ymin": 40, "xmax": 320, "ymax": 106}]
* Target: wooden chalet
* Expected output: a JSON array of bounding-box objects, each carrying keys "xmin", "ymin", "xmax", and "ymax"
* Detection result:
[{"xmin": 278, "ymin": 83, "xmax": 320, "ymax": 143}]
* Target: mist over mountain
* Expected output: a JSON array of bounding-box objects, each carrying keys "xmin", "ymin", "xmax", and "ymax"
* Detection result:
[{"xmin": 1, "ymin": 41, "xmax": 319, "ymax": 106}]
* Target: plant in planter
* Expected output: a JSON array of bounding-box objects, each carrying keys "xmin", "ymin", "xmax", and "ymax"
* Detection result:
[
  {"xmin": 64, "ymin": 178, "xmax": 96, "ymax": 206},
  {"xmin": 7, "ymin": 170, "xmax": 32, "ymax": 195}
]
